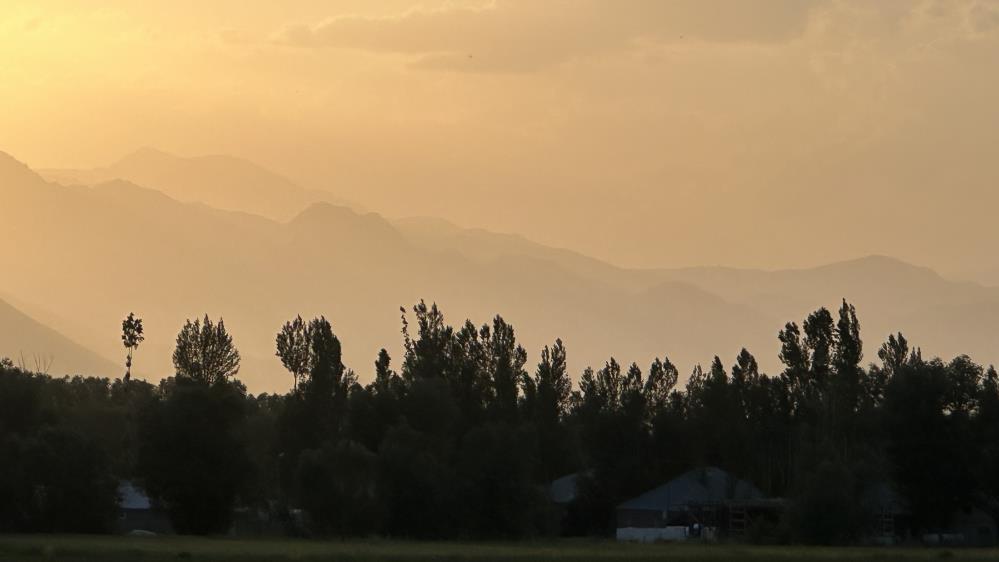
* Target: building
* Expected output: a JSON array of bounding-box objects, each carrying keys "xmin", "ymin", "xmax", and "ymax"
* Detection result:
[{"xmin": 616, "ymin": 466, "xmax": 779, "ymax": 543}]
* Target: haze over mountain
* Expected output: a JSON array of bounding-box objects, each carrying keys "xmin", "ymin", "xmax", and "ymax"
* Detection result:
[
  {"xmin": 41, "ymin": 148, "xmax": 359, "ymax": 222},
  {"xmin": 5, "ymin": 1, "xmax": 999, "ymax": 282},
  {"xmin": 3, "ymin": 150, "xmax": 999, "ymax": 393},
  {"xmin": 0, "ymin": 295, "xmax": 118, "ymax": 376}
]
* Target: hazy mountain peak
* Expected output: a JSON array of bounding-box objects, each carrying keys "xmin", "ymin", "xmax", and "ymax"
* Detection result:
[
  {"xmin": 393, "ymin": 216, "xmax": 464, "ymax": 236},
  {"xmin": 116, "ymin": 148, "xmax": 285, "ymax": 182},
  {"xmin": 0, "ymin": 151, "xmax": 44, "ymax": 186},
  {"xmin": 291, "ymin": 201, "xmax": 397, "ymax": 230},
  {"xmin": 113, "ymin": 147, "xmax": 288, "ymax": 183},
  {"xmin": 291, "ymin": 200, "xmax": 355, "ymax": 219},
  {"xmin": 116, "ymin": 146, "xmax": 181, "ymax": 165},
  {"xmin": 289, "ymin": 201, "xmax": 405, "ymax": 245},
  {"xmin": 832, "ymin": 254, "xmax": 915, "ymax": 268},
  {"xmin": 0, "ymin": 295, "xmax": 118, "ymax": 376},
  {"xmin": 90, "ymin": 178, "xmax": 180, "ymax": 204},
  {"xmin": 41, "ymin": 148, "xmax": 357, "ymax": 222},
  {"xmin": 816, "ymin": 254, "xmax": 942, "ymax": 280}
]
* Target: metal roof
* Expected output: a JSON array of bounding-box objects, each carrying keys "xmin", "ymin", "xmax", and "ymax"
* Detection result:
[{"xmin": 617, "ymin": 466, "xmax": 764, "ymax": 511}]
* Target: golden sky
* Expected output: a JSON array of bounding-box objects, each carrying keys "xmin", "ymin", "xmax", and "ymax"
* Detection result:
[{"xmin": 3, "ymin": 1, "xmax": 999, "ymax": 277}]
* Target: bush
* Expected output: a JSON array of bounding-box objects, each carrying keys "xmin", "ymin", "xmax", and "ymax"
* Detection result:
[
  {"xmin": 297, "ymin": 440, "xmax": 383, "ymax": 536},
  {"xmin": 787, "ymin": 460, "xmax": 872, "ymax": 545}
]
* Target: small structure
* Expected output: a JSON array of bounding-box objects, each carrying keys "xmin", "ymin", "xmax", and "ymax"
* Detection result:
[
  {"xmin": 116, "ymin": 481, "xmax": 173, "ymax": 535},
  {"xmin": 616, "ymin": 466, "xmax": 779, "ymax": 543}
]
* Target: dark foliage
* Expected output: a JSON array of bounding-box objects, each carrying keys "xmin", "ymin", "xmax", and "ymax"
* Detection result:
[
  {"xmin": 0, "ymin": 365, "xmax": 136, "ymax": 533},
  {"xmin": 172, "ymin": 315, "xmax": 241, "ymax": 385},
  {"xmin": 2, "ymin": 300, "xmax": 998, "ymax": 545},
  {"xmin": 296, "ymin": 440, "xmax": 383, "ymax": 536},
  {"xmin": 136, "ymin": 377, "xmax": 251, "ymax": 535}
]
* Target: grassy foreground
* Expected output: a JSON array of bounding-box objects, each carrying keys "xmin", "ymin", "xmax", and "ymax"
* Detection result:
[{"xmin": 0, "ymin": 535, "xmax": 995, "ymax": 562}]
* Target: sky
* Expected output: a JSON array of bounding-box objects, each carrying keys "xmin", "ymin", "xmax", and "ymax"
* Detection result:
[{"xmin": 2, "ymin": 0, "xmax": 999, "ymax": 278}]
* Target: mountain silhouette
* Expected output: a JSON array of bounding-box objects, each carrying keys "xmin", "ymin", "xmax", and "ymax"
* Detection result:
[
  {"xmin": 0, "ymin": 295, "xmax": 118, "ymax": 376},
  {"xmin": 5, "ymin": 150, "xmax": 999, "ymax": 392},
  {"xmin": 40, "ymin": 148, "xmax": 359, "ymax": 221}
]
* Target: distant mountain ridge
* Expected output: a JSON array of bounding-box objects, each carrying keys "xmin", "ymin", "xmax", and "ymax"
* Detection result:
[
  {"xmin": 5, "ymin": 149, "xmax": 999, "ymax": 392},
  {"xmin": 0, "ymin": 296, "xmax": 119, "ymax": 376},
  {"xmin": 40, "ymin": 148, "xmax": 359, "ymax": 222}
]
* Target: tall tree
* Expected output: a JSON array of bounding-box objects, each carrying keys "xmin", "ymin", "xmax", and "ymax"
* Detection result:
[
  {"xmin": 526, "ymin": 339, "xmax": 572, "ymax": 424},
  {"xmin": 303, "ymin": 316, "xmax": 355, "ymax": 406},
  {"xmin": 779, "ymin": 321, "xmax": 810, "ymax": 418},
  {"xmin": 595, "ymin": 359, "xmax": 623, "ymax": 413},
  {"xmin": 486, "ymin": 315, "xmax": 526, "ymax": 421},
  {"xmin": 400, "ymin": 301, "xmax": 452, "ymax": 382},
  {"xmin": 349, "ymin": 349, "xmax": 404, "ymax": 453},
  {"xmin": 832, "ymin": 300, "xmax": 864, "ymax": 416},
  {"xmin": 137, "ymin": 378, "xmax": 250, "ymax": 535},
  {"xmin": 877, "ymin": 332, "xmax": 913, "ymax": 377},
  {"xmin": 644, "ymin": 356, "xmax": 679, "ymax": 415},
  {"xmin": 622, "ymin": 362, "xmax": 645, "ymax": 420},
  {"xmin": 371, "ymin": 348, "xmax": 401, "ymax": 397},
  {"xmin": 523, "ymin": 339, "xmax": 573, "ymax": 481},
  {"xmin": 120, "ymin": 313, "xmax": 144, "ymax": 383},
  {"xmin": 731, "ymin": 348, "xmax": 761, "ymax": 417},
  {"xmin": 446, "ymin": 320, "xmax": 489, "ymax": 427},
  {"xmin": 172, "ymin": 315, "xmax": 241, "ymax": 385},
  {"xmin": 141, "ymin": 321, "xmax": 249, "ymax": 534},
  {"xmin": 803, "ymin": 307, "xmax": 835, "ymax": 401},
  {"xmin": 275, "ymin": 315, "xmax": 312, "ymax": 393}
]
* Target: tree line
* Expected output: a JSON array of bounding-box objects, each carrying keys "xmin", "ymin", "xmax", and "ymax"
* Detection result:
[{"xmin": 1, "ymin": 299, "xmax": 997, "ymax": 544}]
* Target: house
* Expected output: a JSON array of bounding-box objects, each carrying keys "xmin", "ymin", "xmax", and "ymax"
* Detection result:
[
  {"xmin": 616, "ymin": 466, "xmax": 779, "ymax": 543},
  {"xmin": 116, "ymin": 481, "xmax": 173, "ymax": 535}
]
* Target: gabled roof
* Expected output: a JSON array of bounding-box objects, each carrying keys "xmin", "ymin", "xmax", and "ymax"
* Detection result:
[{"xmin": 618, "ymin": 467, "xmax": 764, "ymax": 511}]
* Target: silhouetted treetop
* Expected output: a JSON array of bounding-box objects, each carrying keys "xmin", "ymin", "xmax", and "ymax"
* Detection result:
[{"xmin": 172, "ymin": 315, "xmax": 241, "ymax": 385}]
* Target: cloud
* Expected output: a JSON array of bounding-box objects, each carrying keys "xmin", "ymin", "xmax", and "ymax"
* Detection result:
[
  {"xmin": 967, "ymin": 0, "xmax": 999, "ymax": 36},
  {"xmin": 272, "ymin": 0, "xmax": 821, "ymax": 72}
]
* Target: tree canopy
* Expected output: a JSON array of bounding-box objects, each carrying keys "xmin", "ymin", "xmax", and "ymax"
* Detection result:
[{"xmin": 2, "ymin": 299, "xmax": 998, "ymax": 544}]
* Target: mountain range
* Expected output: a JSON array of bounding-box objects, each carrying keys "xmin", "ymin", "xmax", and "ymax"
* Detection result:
[
  {"xmin": 40, "ymin": 148, "xmax": 359, "ymax": 222},
  {"xmin": 3, "ymin": 149, "xmax": 998, "ymax": 393},
  {"xmin": 0, "ymin": 293, "xmax": 118, "ymax": 377}
]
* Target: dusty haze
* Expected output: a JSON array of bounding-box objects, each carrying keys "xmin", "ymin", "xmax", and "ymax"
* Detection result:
[
  {"xmin": 2, "ymin": 1, "xmax": 999, "ymax": 392},
  {"xmin": 3, "ymin": 1, "xmax": 999, "ymax": 278}
]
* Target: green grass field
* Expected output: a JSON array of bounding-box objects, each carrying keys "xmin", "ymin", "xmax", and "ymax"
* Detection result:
[{"xmin": 0, "ymin": 536, "xmax": 997, "ymax": 562}]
